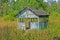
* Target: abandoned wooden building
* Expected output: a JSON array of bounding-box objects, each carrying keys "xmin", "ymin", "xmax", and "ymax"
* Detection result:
[{"xmin": 16, "ymin": 7, "xmax": 49, "ymax": 30}]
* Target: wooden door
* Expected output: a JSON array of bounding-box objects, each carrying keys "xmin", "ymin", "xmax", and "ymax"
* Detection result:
[{"xmin": 25, "ymin": 19, "xmax": 30, "ymax": 30}]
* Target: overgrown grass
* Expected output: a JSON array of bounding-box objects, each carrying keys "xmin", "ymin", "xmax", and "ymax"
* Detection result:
[
  {"xmin": 0, "ymin": 12, "xmax": 60, "ymax": 40},
  {"xmin": 46, "ymin": 12, "xmax": 60, "ymax": 40},
  {"xmin": 0, "ymin": 26, "xmax": 48, "ymax": 40}
]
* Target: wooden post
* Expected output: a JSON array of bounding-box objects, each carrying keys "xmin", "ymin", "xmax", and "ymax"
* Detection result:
[
  {"xmin": 38, "ymin": 17, "xmax": 39, "ymax": 29},
  {"xmin": 17, "ymin": 18, "xmax": 19, "ymax": 29}
]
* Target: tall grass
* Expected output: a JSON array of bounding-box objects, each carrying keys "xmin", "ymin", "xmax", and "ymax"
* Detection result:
[
  {"xmin": 0, "ymin": 12, "xmax": 60, "ymax": 40},
  {"xmin": 0, "ymin": 26, "xmax": 48, "ymax": 40}
]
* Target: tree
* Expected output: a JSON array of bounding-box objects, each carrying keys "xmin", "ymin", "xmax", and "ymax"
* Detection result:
[{"xmin": 0, "ymin": 0, "xmax": 3, "ymax": 16}]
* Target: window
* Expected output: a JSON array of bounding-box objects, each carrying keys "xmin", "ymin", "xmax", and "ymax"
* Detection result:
[
  {"xmin": 18, "ymin": 22, "xmax": 26, "ymax": 30},
  {"xmin": 31, "ymin": 18, "xmax": 38, "ymax": 22},
  {"xmin": 30, "ymin": 22, "xmax": 39, "ymax": 29},
  {"xmin": 39, "ymin": 22, "xmax": 48, "ymax": 29}
]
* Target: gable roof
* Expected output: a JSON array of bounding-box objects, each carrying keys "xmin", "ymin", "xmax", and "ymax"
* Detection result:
[{"xmin": 16, "ymin": 7, "xmax": 49, "ymax": 17}]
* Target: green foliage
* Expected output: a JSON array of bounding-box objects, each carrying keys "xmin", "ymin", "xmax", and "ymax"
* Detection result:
[
  {"xmin": 0, "ymin": 0, "xmax": 60, "ymax": 40},
  {"xmin": 1, "ymin": 0, "xmax": 46, "ymax": 17},
  {"xmin": 0, "ymin": 0, "xmax": 59, "ymax": 19}
]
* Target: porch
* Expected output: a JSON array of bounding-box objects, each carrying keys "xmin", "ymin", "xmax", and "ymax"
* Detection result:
[{"xmin": 17, "ymin": 18, "xmax": 48, "ymax": 30}]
